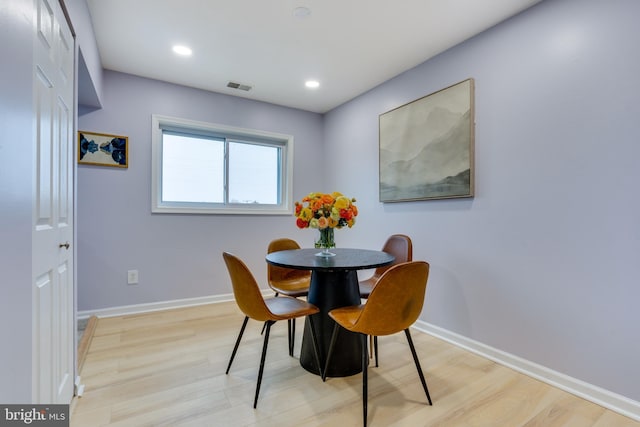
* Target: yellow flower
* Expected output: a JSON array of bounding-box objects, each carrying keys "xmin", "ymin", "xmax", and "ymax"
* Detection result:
[
  {"xmin": 330, "ymin": 207, "xmax": 341, "ymax": 221},
  {"xmin": 334, "ymin": 196, "xmax": 350, "ymax": 210},
  {"xmin": 299, "ymin": 207, "xmax": 313, "ymax": 221}
]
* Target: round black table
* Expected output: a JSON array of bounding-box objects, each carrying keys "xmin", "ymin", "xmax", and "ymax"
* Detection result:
[{"xmin": 265, "ymin": 248, "xmax": 394, "ymax": 377}]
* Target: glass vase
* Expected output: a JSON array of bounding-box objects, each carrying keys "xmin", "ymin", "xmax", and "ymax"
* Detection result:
[{"xmin": 315, "ymin": 227, "xmax": 336, "ymax": 257}]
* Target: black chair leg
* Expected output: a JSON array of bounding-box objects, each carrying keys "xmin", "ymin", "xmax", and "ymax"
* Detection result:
[
  {"xmin": 288, "ymin": 319, "xmax": 296, "ymax": 357},
  {"xmin": 404, "ymin": 328, "xmax": 432, "ymax": 405},
  {"xmin": 322, "ymin": 323, "xmax": 340, "ymax": 382},
  {"xmin": 373, "ymin": 336, "xmax": 379, "ymax": 367},
  {"xmin": 254, "ymin": 320, "xmax": 275, "ymax": 408},
  {"xmin": 307, "ymin": 316, "xmax": 323, "ymax": 377},
  {"xmin": 226, "ymin": 316, "xmax": 249, "ymax": 374},
  {"xmin": 361, "ymin": 333, "xmax": 368, "ymax": 427}
]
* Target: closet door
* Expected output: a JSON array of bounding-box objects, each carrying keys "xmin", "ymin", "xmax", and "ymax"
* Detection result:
[{"xmin": 32, "ymin": 0, "xmax": 75, "ymax": 404}]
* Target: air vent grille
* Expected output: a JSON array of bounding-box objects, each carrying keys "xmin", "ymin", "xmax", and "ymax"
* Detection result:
[{"xmin": 227, "ymin": 81, "xmax": 252, "ymax": 91}]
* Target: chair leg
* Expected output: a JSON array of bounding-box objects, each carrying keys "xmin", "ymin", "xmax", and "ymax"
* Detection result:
[
  {"xmin": 307, "ymin": 316, "xmax": 323, "ymax": 378},
  {"xmin": 404, "ymin": 328, "xmax": 432, "ymax": 405},
  {"xmin": 322, "ymin": 323, "xmax": 340, "ymax": 382},
  {"xmin": 254, "ymin": 320, "xmax": 275, "ymax": 408},
  {"xmin": 288, "ymin": 318, "xmax": 296, "ymax": 357},
  {"xmin": 361, "ymin": 333, "xmax": 369, "ymax": 427},
  {"xmin": 226, "ymin": 316, "xmax": 249, "ymax": 374},
  {"xmin": 373, "ymin": 336, "xmax": 379, "ymax": 367}
]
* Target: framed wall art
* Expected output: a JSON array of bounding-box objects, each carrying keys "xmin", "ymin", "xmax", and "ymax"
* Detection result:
[
  {"xmin": 379, "ymin": 78, "xmax": 474, "ymax": 202},
  {"xmin": 78, "ymin": 131, "xmax": 128, "ymax": 168}
]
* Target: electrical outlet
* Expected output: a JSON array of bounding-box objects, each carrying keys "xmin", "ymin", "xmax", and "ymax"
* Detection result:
[{"xmin": 127, "ymin": 270, "xmax": 139, "ymax": 285}]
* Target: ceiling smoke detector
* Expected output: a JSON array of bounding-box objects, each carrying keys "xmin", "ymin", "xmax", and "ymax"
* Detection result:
[{"xmin": 227, "ymin": 81, "xmax": 252, "ymax": 91}]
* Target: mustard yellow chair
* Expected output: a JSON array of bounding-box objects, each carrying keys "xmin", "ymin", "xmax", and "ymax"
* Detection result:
[
  {"xmin": 323, "ymin": 261, "xmax": 432, "ymax": 426},
  {"xmin": 223, "ymin": 252, "xmax": 322, "ymax": 408},
  {"xmin": 267, "ymin": 238, "xmax": 311, "ymax": 356}
]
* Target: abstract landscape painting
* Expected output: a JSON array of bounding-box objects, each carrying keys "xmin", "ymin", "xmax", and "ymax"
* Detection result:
[{"xmin": 379, "ymin": 79, "xmax": 474, "ymax": 202}]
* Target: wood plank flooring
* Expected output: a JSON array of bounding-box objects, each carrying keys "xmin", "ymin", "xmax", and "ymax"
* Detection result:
[{"xmin": 71, "ymin": 302, "xmax": 639, "ymax": 426}]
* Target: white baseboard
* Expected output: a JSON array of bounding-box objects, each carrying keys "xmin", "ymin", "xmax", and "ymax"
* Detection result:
[
  {"xmin": 414, "ymin": 320, "xmax": 640, "ymax": 422},
  {"xmin": 77, "ymin": 290, "xmax": 270, "ymax": 320}
]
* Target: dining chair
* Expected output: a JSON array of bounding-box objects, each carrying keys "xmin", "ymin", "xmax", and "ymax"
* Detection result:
[
  {"xmin": 222, "ymin": 252, "xmax": 322, "ymax": 408},
  {"xmin": 322, "ymin": 261, "xmax": 432, "ymax": 427},
  {"xmin": 358, "ymin": 234, "xmax": 413, "ymax": 299},
  {"xmin": 358, "ymin": 234, "xmax": 413, "ymax": 364},
  {"xmin": 267, "ymin": 238, "xmax": 311, "ymax": 356}
]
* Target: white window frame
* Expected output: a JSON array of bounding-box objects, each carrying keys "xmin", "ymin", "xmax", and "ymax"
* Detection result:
[{"xmin": 151, "ymin": 114, "xmax": 294, "ymax": 215}]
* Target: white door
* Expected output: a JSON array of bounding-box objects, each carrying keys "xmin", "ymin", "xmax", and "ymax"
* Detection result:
[{"xmin": 32, "ymin": 0, "xmax": 75, "ymax": 404}]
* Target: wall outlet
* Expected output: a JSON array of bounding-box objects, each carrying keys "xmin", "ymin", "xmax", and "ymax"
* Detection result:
[{"xmin": 127, "ymin": 270, "xmax": 139, "ymax": 285}]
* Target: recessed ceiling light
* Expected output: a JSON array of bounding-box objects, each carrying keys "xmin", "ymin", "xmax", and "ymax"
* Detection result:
[
  {"xmin": 305, "ymin": 80, "xmax": 320, "ymax": 89},
  {"xmin": 293, "ymin": 6, "xmax": 311, "ymax": 18},
  {"xmin": 172, "ymin": 45, "xmax": 192, "ymax": 56}
]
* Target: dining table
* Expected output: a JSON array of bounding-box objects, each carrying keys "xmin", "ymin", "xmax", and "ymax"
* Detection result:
[{"xmin": 265, "ymin": 247, "xmax": 394, "ymax": 377}]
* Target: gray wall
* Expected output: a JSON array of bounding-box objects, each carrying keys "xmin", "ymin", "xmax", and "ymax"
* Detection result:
[
  {"xmin": 324, "ymin": 0, "xmax": 640, "ymax": 401},
  {"xmin": 76, "ymin": 0, "xmax": 639, "ymax": 404},
  {"xmin": 0, "ymin": 0, "xmax": 37, "ymax": 403},
  {"xmin": 77, "ymin": 71, "xmax": 325, "ymax": 310}
]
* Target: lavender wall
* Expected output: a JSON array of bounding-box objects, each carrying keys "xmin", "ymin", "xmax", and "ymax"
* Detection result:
[
  {"xmin": 77, "ymin": 71, "xmax": 325, "ymax": 311},
  {"xmin": 0, "ymin": 0, "xmax": 36, "ymax": 403},
  {"xmin": 324, "ymin": 0, "xmax": 640, "ymax": 401},
  {"xmin": 66, "ymin": 0, "xmax": 103, "ymax": 109}
]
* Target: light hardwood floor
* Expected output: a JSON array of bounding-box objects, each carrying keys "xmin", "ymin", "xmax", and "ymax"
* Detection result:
[{"xmin": 71, "ymin": 302, "xmax": 639, "ymax": 427}]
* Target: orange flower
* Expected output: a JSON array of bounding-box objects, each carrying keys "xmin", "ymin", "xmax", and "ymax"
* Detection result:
[
  {"xmin": 317, "ymin": 216, "xmax": 329, "ymax": 229},
  {"xmin": 321, "ymin": 194, "xmax": 334, "ymax": 205}
]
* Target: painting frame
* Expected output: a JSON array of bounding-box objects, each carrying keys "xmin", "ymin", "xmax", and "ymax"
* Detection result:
[
  {"xmin": 78, "ymin": 130, "xmax": 128, "ymax": 168},
  {"xmin": 379, "ymin": 78, "xmax": 475, "ymax": 202}
]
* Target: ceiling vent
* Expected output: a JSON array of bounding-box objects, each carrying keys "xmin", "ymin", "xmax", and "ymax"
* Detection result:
[{"xmin": 227, "ymin": 81, "xmax": 252, "ymax": 91}]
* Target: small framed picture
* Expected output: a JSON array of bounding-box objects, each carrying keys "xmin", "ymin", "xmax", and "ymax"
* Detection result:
[{"xmin": 78, "ymin": 131, "xmax": 128, "ymax": 168}]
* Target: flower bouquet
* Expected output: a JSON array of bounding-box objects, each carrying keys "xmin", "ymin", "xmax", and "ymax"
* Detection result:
[{"xmin": 294, "ymin": 192, "xmax": 358, "ymax": 256}]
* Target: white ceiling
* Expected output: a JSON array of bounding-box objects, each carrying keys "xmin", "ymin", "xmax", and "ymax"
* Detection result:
[{"xmin": 86, "ymin": 0, "xmax": 541, "ymax": 113}]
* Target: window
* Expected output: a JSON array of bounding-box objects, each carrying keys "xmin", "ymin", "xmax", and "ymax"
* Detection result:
[{"xmin": 152, "ymin": 115, "xmax": 293, "ymax": 215}]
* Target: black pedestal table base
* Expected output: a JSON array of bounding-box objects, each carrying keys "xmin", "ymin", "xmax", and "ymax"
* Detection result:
[{"xmin": 300, "ymin": 270, "xmax": 362, "ymax": 377}]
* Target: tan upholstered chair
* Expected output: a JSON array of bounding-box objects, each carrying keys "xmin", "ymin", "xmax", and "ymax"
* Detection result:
[
  {"xmin": 323, "ymin": 261, "xmax": 432, "ymax": 426},
  {"xmin": 222, "ymin": 252, "xmax": 322, "ymax": 408},
  {"xmin": 359, "ymin": 234, "xmax": 413, "ymax": 363},
  {"xmin": 267, "ymin": 238, "xmax": 311, "ymax": 297},
  {"xmin": 358, "ymin": 234, "xmax": 413, "ymax": 299},
  {"xmin": 266, "ymin": 238, "xmax": 311, "ymax": 356}
]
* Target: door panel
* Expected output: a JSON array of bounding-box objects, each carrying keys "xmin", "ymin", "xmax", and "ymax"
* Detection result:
[{"xmin": 32, "ymin": 0, "xmax": 74, "ymax": 404}]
